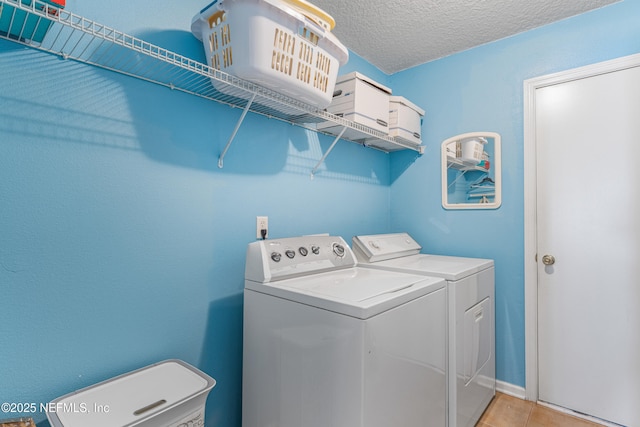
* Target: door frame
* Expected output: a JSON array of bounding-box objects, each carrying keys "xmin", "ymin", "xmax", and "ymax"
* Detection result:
[{"xmin": 523, "ymin": 52, "xmax": 640, "ymax": 402}]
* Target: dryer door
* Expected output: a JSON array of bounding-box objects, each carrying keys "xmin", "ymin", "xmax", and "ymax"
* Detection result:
[{"xmin": 463, "ymin": 297, "xmax": 491, "ymax": 384}]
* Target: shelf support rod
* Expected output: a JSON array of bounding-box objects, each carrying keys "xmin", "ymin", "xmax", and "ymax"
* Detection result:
[
  {"xmin": 310, "ymin": 126, "xmax": 347, "ymax": 179},
  {"xmin": 218, "ymin": 93, "xmax": 257, "ymax": 169},
  {"xmin": 447, "ymin": 169, "xmax": 470, "ymax": 189}
]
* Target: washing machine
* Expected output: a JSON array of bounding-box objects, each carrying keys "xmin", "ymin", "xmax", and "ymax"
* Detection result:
[
  {"xmin": 243, "ymin": 235, "xmax": 447, "ymax": 427},
  {"xmin": 352, "ymin": 233, "xmax": 495, "ymax": 427}
]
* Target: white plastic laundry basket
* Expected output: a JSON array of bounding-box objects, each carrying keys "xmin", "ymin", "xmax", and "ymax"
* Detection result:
[
  {"xmin": 459, "ymin": 137, "xmax": 487, "ymax": 164},
  {"xmin": 191, "ymin": 0, "xmax": 349, "ymax": 110}
]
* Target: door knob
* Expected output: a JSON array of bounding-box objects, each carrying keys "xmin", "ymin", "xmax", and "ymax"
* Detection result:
[{"xmin": 542, "ymin": 254, "xmax": 555, "ymax": 265}]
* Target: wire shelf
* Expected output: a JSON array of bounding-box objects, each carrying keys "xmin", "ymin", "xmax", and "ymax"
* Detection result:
[{"xmin": 0, "ymin": 0, "xmax": 424, "ymax": 157}]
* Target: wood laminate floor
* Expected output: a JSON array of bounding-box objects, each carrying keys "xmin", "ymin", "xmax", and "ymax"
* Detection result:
[{"xmin": 477, "ymin": 393, "xmax": 603, "ymax": 427}]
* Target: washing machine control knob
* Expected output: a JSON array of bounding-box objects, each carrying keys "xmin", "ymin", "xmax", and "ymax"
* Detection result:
[
  {"xmin": 285, "ymin": 250, "xmax": 296, "ymax": 259},
  {"xmin": 299, "ymin": 247, "xmax": 308, "ymax": 256},
  {"xmin": 311, "ymin": 245, "xmax": 320, "ymax": 255},
  {"xmin": 271, "ymin": 252, "xmax": 282, "ymax": 262},
  {"xmin": 333, "ymin": 243, "xmax": 346, "ymax": 257}
]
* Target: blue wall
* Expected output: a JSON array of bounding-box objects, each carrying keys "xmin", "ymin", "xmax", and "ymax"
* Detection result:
[
  {"xmin": 389, "ymin": 0, "xmax": 640, "ymax": 388},
  {"xmin": 1, "ymin": 0, "xmax": 639, "ymax": 426},
  {"xmin": 0, "ymin": 1, "xmax": 391, "ymax": 425}
]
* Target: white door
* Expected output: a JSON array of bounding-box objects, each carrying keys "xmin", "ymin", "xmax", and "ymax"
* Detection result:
[{"xmin": 535, "ymin": 63, "xmax": 640, "ymax": 426}]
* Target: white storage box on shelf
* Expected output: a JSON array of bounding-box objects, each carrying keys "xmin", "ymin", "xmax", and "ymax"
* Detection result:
[
  {"xmin": 46, "ymin": 360, "xmax": 216, "ymax": 427},
  {"xmin": 388, "ymin": 96, "xmax": 424, "ymax": 146},
  {"xmin": 317, "ymin": 72, "xmax": 392, "ymax": 139},
  {"xmin": 459, "ymin": 136, "xmax": 487, "ymax": 165},
  {"xmin": 191, "ymin": 0, "xmax": 349, "ymax": 112}
]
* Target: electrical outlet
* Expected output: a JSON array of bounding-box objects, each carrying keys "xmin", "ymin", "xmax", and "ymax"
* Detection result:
[{"xmin": 256, "ymin": 216, "xmax": 268, "ymax": 239}]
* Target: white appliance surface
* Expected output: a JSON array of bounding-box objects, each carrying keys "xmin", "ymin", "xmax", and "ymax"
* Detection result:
[
  {"xmin": 247, "ymin": 266, "xmax": 443, "ymax": 319},
  {"xmin": 243, "ymin": 235, "xmax": 447, "ymax": 427},
  {"xmin": 353, "ymin": 232, "xmax": 496, "ymax": 427},
  {"xmin": 365, "ymin": 254, "xmax": 493, "ymax": 281},
  {"xmin": 353, "ymin": 233, "xmax": 492, "ymax": 280}
]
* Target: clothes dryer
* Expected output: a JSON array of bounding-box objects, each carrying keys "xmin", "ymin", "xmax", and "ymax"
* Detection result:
[
  {"xmin": 352, "ymin": 233, "xmax": 495, "ymax": 427},
  {"xmin": 243, "ymin": 235, "xmax": 447, "ymax": 427}
]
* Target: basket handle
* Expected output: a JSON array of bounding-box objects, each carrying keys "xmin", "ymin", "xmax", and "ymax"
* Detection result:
[
  {"xmin": 207, "ymin": 10, "xmax": 226, "ymax": 28},
  {"xmin": 279, "ymin": 0, "xmax": 335, "ymax": 30}
]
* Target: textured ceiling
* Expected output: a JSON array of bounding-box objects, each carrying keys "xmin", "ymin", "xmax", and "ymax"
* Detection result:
[{"xmin": 311, "ymin": 0, "xmax": 620, "ymax": 74}]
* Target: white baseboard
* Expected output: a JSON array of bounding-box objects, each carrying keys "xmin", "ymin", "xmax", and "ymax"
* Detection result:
[
  {"xmin": 536, "ymin": 401, "xmax": 623, "ymax": 427},
  {"xmin": 496, "ymin": 380, "xmax": 526, "ymax": 400},
  {"xmin": 495, "ymin": 381, "xmax": 621, "ymax": 427}
]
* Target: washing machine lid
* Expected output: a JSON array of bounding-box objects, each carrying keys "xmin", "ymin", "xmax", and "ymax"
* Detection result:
[
  {"xmin": 245, "ymin": 267, "xmax": 445, "ymax": 319},
  {"xmin": 364, "ymin": 254, "xmax": 494, "ymax": 281}
]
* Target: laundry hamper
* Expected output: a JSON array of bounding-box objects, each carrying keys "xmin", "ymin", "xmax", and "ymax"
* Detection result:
[
  {"xmin": 191, "ymin": 0, "xmax": 349, "ymax": 110},
  {"xmin": 46, "ymin": 360, "xmax": 216, "ymax": 427}
]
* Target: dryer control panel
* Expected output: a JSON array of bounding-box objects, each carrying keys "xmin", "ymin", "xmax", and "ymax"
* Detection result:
[
  {"xmin": 352, "ymin": 233, "xmax": 422, "ymax": 263},
  {"xmin": 245, "ymin": 235, "xmax": 357, "ymax": 283}
]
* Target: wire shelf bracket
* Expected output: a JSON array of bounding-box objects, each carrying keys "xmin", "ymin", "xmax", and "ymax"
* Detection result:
[
  {"xmin": 311, "ymin": 126, "xmax": 347, "ymax": 179},
  {"xmin": 218, "ymin": 93, "xmax": 256, "ymax": 169}
]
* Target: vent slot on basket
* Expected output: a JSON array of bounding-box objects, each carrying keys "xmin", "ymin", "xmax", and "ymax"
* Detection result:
[
  {"xmin": 272, "ymin": 28, "xmax": 294, "ymax": 75},
  {"xmin": 313, "ymin": 51, "xmax": 330, "ymax": 93},
  {"xmin": 209, "ymin": 32, "xmax": 219, "ymax": 52},
  {"xmin": 222, "ymin": 46, "xmax": 232, "ymax": 67},
  {"xmin": 297, "ymin": 62, "xmax": 311, "ymax": 84},
  {"xmin": 298, "ymin": 40, "xmax": 313, "ymax": 64},
  {"xmin": 298, "ymin": 26, "xmax": 319, "ymax": 46},
  {"xmin": 295, "ymin": 40, "xmax": 314, "ymax": 84},
  {"xmin": 220, "ymin": 24, "xmax": 231, "ymax": 46},
  {"xmin": 207, "ymin": 11, "xmax": 232, "ymax": 69}
]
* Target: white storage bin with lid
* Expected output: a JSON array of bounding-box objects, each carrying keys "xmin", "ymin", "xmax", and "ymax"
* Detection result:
[
  {"xmin": 46, "ymin": 359, "xmax": 216, "ymax": 427},
  {"xmin": 459, "ymin": 136, "xmax": 487, "ymax": 164},
  {"xmin": 388, "ymin": 96, "xmax": 424, "ymax": 146},
  {"xmin": 317, "ymin": 72, "xmax": 392, "ymax": 138},
  {"xmin": 191, "ymin": 0, "xmax": 349, "ymax": 110}
]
